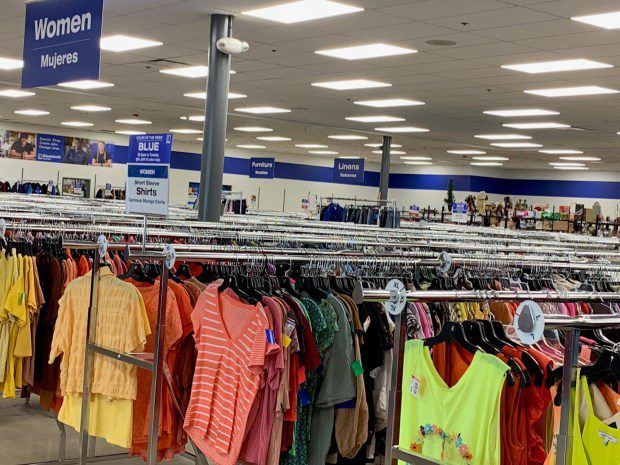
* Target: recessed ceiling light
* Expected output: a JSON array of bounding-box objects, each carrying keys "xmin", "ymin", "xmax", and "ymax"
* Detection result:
[
  {"xmin": 179, "ymin": 115, "xmax": 205, "ymax": 122},
  {"xmin": 184, "ymin": 91, "xmax": 246, "ymax": 99},
  {"xmin": 295, "ymin": 144, "xmax": 328, "ymax": 148},
  {"xmin": 375, "ymin": 126, "xmax": 430, "ymax": 133},
  {"xmin": 550, "ymin": 162, "xmax": 585, "ymax": 167},
  {"xmin": 58, "ymin": 80, "xmax": 114, "ymax": 89},
  {"xmin": 71, "ymin": 105, "xmax": 111, "ymax": 112},
  {"xmin": 404, "ymin": 161, "xmax": 433, "ymax": 165},
  {"xmin": 0, "ymin": 57, "xmax": 23, "ymax": 70},
  {"xmin": 472, "ymin": 156, "xmax": 509, "ymax": 161},
  {"xmin": 372, "ymin": 150, "xmax": 406, "ymax": 155},
  {"xmin": 483, "ymin": 109, "xmax": 559, "ymax": 117},
  {"xmin": 354, "ymin": 98, "xmax": 424, "ymax": 107},
  {"xmin": 115, "ymin": 118, "xmax": 152, "ymax": 125},
  {"xmin": 559, "ymin": 156, "xmax": 601, "ymax": 161},
  {"xmin": 309, "ymin": 150, "xmax": 339, "ymax": 155},
  {"xmin": 237, "ymin": 144, "xmax": 266, "ymax": 149},
  {"xmin": 197, "ymin": 137, "xmax": 204, "ymax": 141},
  {"xmin": 346, "ymin": 115, "xmax": 405, "ymax": 123},
  {"xmin": 14, "ymin": 109, "xmax": 49, "ymax": 116},
  {"xmin": 0, "ymin": 89, "xmax": 35, "ymax": 98},
  {"xmin": 554, "ymin": 166, "xmax": 589, "ymax": 170},
  {"xmin": 490, "ymin": 142, "xmax": 542, "ymax": 148},
  {"xmin": 312, "ymin": 79, "xmax": 391, "ymax": 90},
  {"xmin": 447, "ymin": 150, "xmax": 486, "ymax": 155},
  {"xmin": 100, "ymin": 35, "xmax": 163, "ymax": 52},
  {"xmin": 539, "ymin": 149, "xmax": 583, "ymax": 154},
  {"xmin": 365, "ymin": 143, "xmax": 402, "ymax": 148},
  {"xmin": 328, "ymin": 134, "xmax": 368, "ymax": 140},
  {"xmin": 115, "ymin": 130, "xmax": 146, "ymax": 136},
  {"xmin": 316, "ymin": 43, "xmax": 417, "ymax": 60},
  {"xmin": 401, "ymin": 156, "xmax": 431, "ymax": 161},
  {"xmin": 524, "ymin": 86, "xmax": 619, "ymax": 97},
  {"xmin": 502, "ymin": 122, "xmax": 571, "ymax": 129},
  {"xmin": 572, "ymin": 11, "xmax": 620, "ymax": 29},
  {"xmin": 170, "ymin": 128, "xmax": 203, "ymax": 134},
  {"xmin": 243, "ymin": 0, "xmax": 364, "ymax": 24},
  {"xmin": 235, "ymin": 106, "xmax": 291, "ymax": 114},
  {"xmin": 502, "ymin": 58, "xmax": 612, "ymax": 74},
  {"xmin": 257, "ymin": 136, "xmax": 291, "ymax": 141},
  {"xmin": 474, "ymin": 134, "xmax": 531, "ymax": 140},
  {"xmin": 160, "ymin": 65, "xmax": 235, "ymax": 78},
  {"xmin": 234, "ymin": 126, "xmax": 273, "ymax": 132},
  {"xmin": 61, "ymin": 121, "xmax": 94, "ymax": 127},
  {"xmin": 471, "ymin": 162, "xmax": 503, "ymax": 166}
]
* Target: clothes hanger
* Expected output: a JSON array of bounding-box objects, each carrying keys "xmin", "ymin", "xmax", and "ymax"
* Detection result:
[{"xmin": 119, "ymin": 262, "xmax": 154, "ymax": 284}]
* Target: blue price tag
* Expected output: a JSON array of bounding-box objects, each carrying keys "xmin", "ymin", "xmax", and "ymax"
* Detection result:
[{"xmin": 265, "ymin": 329, "xmax": 275, "ymax": 344}]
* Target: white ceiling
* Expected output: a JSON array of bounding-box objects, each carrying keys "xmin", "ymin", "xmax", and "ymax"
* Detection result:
[{"xmin": 2, "ymin": 0, "xmax": 620, "ymax": 171}]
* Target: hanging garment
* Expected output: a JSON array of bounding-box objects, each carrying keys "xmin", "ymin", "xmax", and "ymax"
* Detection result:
[
  {"xmin": 571, "ymin": 373, "xmax": 619, "ymax": 465},
  {"xmin": 399, "ymin": 340, "xmax": 509, "ymax": 465}
]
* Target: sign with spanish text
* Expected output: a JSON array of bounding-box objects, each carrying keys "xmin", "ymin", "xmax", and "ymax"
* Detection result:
[
  {"xmin": 126, "ymin": 134, "xmax": 173, "ymax": 217},
  {"xmin": 333, "ymin": 158, "xmax": 365, "ymax": 184},
  {"xmin": 249, "ymin": 158, "xmax": 275, "ymax": 179},
  {"xmin": 22, "ymin": 0, "xmax": 104, "ymax": 88}
]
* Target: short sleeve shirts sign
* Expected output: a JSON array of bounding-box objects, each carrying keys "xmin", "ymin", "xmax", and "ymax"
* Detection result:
[
  {"xmin": 185, "ymin": 285, "xmax": 269, "ymax": 465},
  {"xmin": 399, "ymin": 340, "xmax": 509, "ymax": 465}
]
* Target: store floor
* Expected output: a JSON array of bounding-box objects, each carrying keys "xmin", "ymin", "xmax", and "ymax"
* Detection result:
[{"xmin": 0, "ymin": 397, "xmax": 192, "ymax": 464}]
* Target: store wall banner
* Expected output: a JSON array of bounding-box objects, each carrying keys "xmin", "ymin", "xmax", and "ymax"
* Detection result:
[
  {"xmin": 36, "ymin": 134, "xmax": 64, "ymax": 162},
  {"xmin": 249, "ymin": 158, "xmax": 275, "ymax": 178},
  {"xmin": 333, "ymin": 158, "xmax": 365, "ymax": 184},
  {"xmin": 126, "ymin": 134, "xmax": 173, "ymax": 217},
  {"xmin": 22, "ymin": 0, "xmax": 104, "ymax": 88}
]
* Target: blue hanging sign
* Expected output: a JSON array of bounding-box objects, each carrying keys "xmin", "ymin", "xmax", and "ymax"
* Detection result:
[
  {"xmin": 333, "ymin": 158, "xmax": 365, "ymax": 184},
  {"xmin": 126, "ymin": 134, "xmax": 173, "ymax": 216},
  {"xmin": 22, "ymin": 0, "xmax": 104, "ymax": 88},
  {"xmin": 36, "ymin": 134, "xmax": 65, "ymax": 162},
  {"xmin": 249, "ymin": 158, "xmax": 275, "ymax": 179}
]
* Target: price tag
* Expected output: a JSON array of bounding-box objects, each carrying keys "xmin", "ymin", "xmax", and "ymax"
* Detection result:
[
  {"xmin": 410, "ymin": 375, "xmax": 421, "ymax": 397},
  {"xmin": 282, "ymin": 334, "xmax": 291, "ymax": 348},
  {"xmin": 351, "ymin": 360, "xmax": 364, "ymax": 377}
]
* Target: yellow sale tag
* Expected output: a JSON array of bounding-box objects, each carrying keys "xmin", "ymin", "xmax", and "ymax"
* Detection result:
[{"xmin": 282, "ymin": 334, "xmax": 292, "ymax": 348}]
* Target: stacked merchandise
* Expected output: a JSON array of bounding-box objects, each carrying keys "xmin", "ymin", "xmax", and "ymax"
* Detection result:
[{"xmin": 0, "ymin": 181, "xmax": 60, "ymax": 195}]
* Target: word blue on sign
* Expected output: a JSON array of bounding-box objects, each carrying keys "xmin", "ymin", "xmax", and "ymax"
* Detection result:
[
  {"xmin": 22, "ymin": 0, "xmax": 104, "ymax": 88},
  {"xmin": 128, "ymin": 134, "xmax": 173, "ymax": 165},
  {"xmin": 250, "ymin": 158, "xmax": 275, "ymax": 179},
  {"xmin": 333, "ymin": 158, "xmax": 365, "ymax": 184}
]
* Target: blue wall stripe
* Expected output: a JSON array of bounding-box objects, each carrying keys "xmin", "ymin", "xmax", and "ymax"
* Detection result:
[{"xmin": 109, "ymin": 144, "xmax": 619, "ymax": 200}]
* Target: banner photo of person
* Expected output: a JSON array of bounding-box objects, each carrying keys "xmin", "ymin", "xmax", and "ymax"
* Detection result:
[
  {"xmin": 0, "ymin": 131, "xmax": 37, "ymax": 160},
  {"xmin": 63, "ymin": 137, "xmax": 115, "ymax": 167}
]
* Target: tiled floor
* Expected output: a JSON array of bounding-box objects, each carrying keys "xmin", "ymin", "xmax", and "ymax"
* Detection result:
[{"xmin": 0, "ymin": 397, "xmax": 192, "ymax": 464}]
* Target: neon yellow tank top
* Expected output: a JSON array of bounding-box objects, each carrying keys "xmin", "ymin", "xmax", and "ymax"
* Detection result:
[
  {"xmin": 572, "ymin": 372, "xmax": 619, "ymax": 465},
  {"xmin": 398, "ymin": 340, "xmax": 508, "ymax": 465}
]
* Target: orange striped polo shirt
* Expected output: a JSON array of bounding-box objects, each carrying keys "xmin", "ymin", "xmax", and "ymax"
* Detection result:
[{"xmin": 184, "ymin": 284, "xmax": 268, "ymax": 465}]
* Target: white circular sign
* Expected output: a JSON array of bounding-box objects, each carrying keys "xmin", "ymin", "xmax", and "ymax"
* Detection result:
[
  {"xmin": 97, "ymin": 234, "xmax": 108, "ymax": 258},
  {"xmin": 513, "ymin": 300, "xmax": 544, "ymax": 345},
  {"xmin": 0, "ymin": 219, "xmax": 6, "ymax": 238},
  {"xmin": 438, "ymin": 252, "xmax": 452, "ymax": 274},
  {"xmin": 385, "ymin": 279, "xmax": 407, "ymax": 316},
  {"xmin": 163, "ymin": 244, "xmax": 176, "ymax": 270}
]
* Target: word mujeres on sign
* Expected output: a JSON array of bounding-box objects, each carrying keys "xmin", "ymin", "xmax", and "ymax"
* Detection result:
[{"xmin": 36, "ymin": 12, "xmax": 92, "ymax": 70}]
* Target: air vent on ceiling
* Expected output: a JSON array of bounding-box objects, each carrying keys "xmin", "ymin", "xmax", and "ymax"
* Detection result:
[{"xmin": 425, "ymin": 39, "xmax": 458, "ymax": 46}]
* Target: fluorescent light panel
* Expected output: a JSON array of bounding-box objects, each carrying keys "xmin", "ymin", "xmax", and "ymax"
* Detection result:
[
  {"xmin": 372, "ymin": 150, "xmax": 406, "ymax": 155},
  {"xmin": 539, "ymin": 149, "xmax": 583, "ymax": 154},
  {"xmin": 484, "ymin": 109, "xmax": 559, "ymax": 117},
  {"xmin": 346, "ymin": 115, "xmax": 405, "ymax": 123},
  {"xmin": 354, "ymin": 98, "xmax": 424, "ymax": 107},
  {"xmin": 58, "ymin": 80, "xmax": 114, "ymax": 89},
  {"xmin": 502, "ymin": 122, "xmax": 570, "ymax": 129},
  {"xmin": 0, "ymin": 89, "xmax": 34, "ymax": 98},
  {"xmin": 184, "ymin": 91, "xmax": 246, "ymax": 99},
  {"xmin": 243, "ymin": 1, "xmax": 363, "ymax": 24},
  {"xmin": 572, "ymin": 11, "xmax": 620, "ymax": 29},
  {"xmin": 490, "ymin": 142, "xmax": 542, "ymax": 148},
  {"xmin": 404, "ymin": 161, "xmax": 432, "ymax": 165},
  {"xmin": 257, "ymin": 136, "xmax": 291, "ymax": 141},
  {"xmin": 365, "ymin": 143, "xmax": 402, "ymax": 148},
  {"xmin": 295, "ymin": 144, "xmax": 328, "ymax": 148},
  {"xmin": 179, "ymin": 115, "xmax": 205, "ymax": 122},
  {"xmin": 61, "ymin": 121, "xmax": 93, "ymax": 127},
  {"xmin": 339, "ymin": 156, "xmax": 364, "ymax": 159},
  {"xmin": 316, "ymin": 43, "xmax": 416, "ymax": 60},
  {"xmin": 559, "ymin": 156, "xmax": 600, "ymax": 161},
  {"xmin": 237, "ymin": 144, "xmax": 266, "ymax": 149},
  {"xmin": 554, "ymin": 166, "xmax": 589, "ymax": 170},
  {"xmin": 14, "ymin": 109, "xmax": 49, "ymax": 116},
  {"xmin": 115, "ymin": 118, "xmax": 151, "ymax": 125},
  {"xmin": 160, "ymin": 65, "xmax": 235, "ymax": 78},
  {"xmin": 170, "ymin": 128, "xmax": 202, "ymax": 134},
  {"xmin": 236, "ymin": 106, "xmax": 290, "ymax": 114},
  {"xmin": 309, "ymin": 150, "xmax": 339, "ymax": 155},
  {"xmin": 447, "ymin": 150, "xmax": 486, "ymax": 155},
  {"xmin": 550, "ymin": 162, "xmax": 585, "ymax": 166},
  {"xmin": 100, "ymin": 35, "xmax": 162, "ymax": 52},
  {"xmin": 401, "ymin": 156, "xmax": 431, "ymax": 161},
  {"xmin": 71, "ymin": 105, "xmax": 111, "ymax": 112},
  {"xmin": 234, "ymin": 126, "xmax": 273, "ymax": 132},
  {"xmin": 116, "ymin": 130, "xmax": 146, "ymax": 135},
  {"xmin": 475, "ymin": 134, "xmax": 531, "ymax": 140},
  {"xmin": 0, "ymin": 57, "xmax": 23, "ymax": 70},
  {"xmin": 502, "ymin": 58, "xmax": 612, "ymax": 74},
  {"xmin": 525, "ymin": 86, "xmax": 618, "ymax": 97},
  {"xmin": 471, "ymin": 162, "xmax": 503, "ymax": 166},
  {"xmin": 312, "ymin": 79, "xmax": 391, "ymax": 90},
  {"xmin": 472, "ymin": 156, "xmax": 509, "ymax": 161},
  {"xmin": 375, "ymin": 126, "xmax": 429, "ymax": 133},
  {"xmin": 328, "ymin": 134, "xmax": 368, "ymax": 140}
]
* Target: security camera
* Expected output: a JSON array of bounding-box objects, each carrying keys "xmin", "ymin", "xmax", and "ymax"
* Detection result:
[{"xmin": 217, "ymin": 38, "xmax": 249, "ymax": 55}]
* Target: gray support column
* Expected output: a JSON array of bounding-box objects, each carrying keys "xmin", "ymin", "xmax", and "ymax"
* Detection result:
[
  {"xmin": 379, "ymin": 135, "xmax": 392, "ymax": 204},
  {"xmin": 198, "ymin": 14, "xmax": 234, "ymax": 222}
]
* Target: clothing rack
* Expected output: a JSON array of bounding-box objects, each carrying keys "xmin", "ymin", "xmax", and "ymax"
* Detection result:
[{"xmin": 353, "ymin": 285, "xmax": 620, "ymax": 465}]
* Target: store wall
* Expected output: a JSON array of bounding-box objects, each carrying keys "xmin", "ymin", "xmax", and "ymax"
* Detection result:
[{"xmin": 0, "ymin": 122, "xmax": 618, "ymax": 217}]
